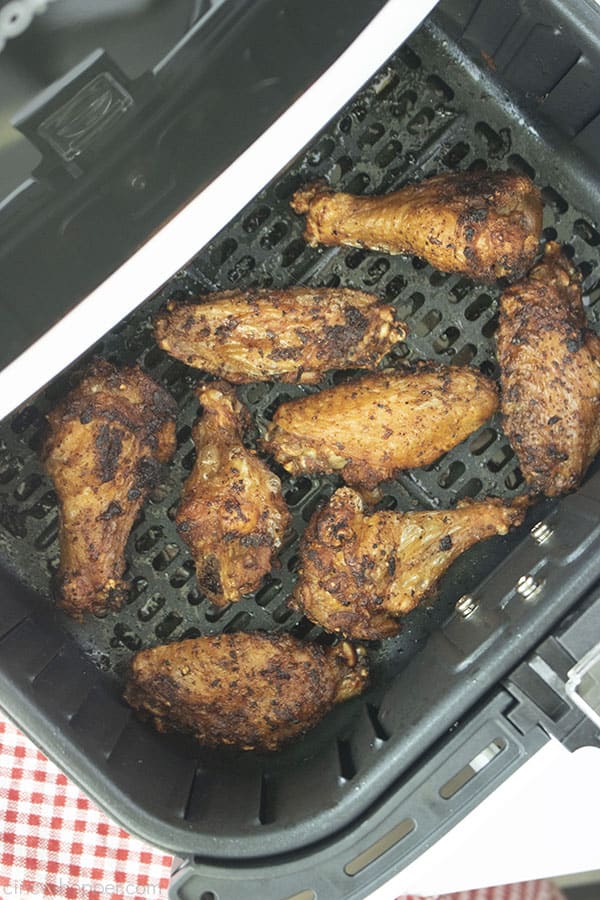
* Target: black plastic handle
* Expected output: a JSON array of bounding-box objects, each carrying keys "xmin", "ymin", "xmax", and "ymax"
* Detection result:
[{"xmin": 167, "ymin": 688, "xmax": 547, "ymax": 900}]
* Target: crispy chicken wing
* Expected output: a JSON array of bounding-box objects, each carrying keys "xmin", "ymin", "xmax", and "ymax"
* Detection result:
[
  {"xmin": 291, "ymin": 487, "xmax": 526, "ymax": 640},
  {"xmin": 497, "ymin": 242, "xmax": 600, "ymax": 496},
  {"xmin": 263, "ymin": 364, "xmax": 498, "ymax": 489},
  {"xmin": 176, "ymin": 382, "xmax": 290, "ymax": 605},
  {"xmin": 154, "ymin": 287, "xmax": 405, "ymax": 383},
  {"xmin": 124, "ymin": 632, "xmax": 369, "ymax": 751},
  {"xmin": 41, "ymin": 359, "xmax": 177, "ymax": 619},
  {"xmin": 291, "ymin": 170, "xmax": 542, "ymax": 282}
]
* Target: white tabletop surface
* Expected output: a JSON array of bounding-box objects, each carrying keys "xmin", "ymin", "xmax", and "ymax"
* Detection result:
[{"xmin": 368, "ymin": 739, "xmax": 600, "ymax": 898}]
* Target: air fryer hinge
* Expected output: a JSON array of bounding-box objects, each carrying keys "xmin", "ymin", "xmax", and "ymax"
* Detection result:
[{"xmin": 503, "ymin": 586, "xmax": 600, "ymax": 751}]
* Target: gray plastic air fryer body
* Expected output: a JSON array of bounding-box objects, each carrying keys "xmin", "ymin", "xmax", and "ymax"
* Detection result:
[{"xmin": 0, "ymin": 2, "xmax": 600, "ymax": 900}]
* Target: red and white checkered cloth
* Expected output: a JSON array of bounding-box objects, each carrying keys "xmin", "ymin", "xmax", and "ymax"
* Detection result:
[
  {"xmin": 0, "ymin": 714, "xmax": 172, "ymax": 899},
  {"xmin": 0, "ymin": 712, "xmax": 566, "ymax": 900}
]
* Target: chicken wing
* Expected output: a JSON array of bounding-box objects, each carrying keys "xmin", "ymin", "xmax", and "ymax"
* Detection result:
[
  {"xmin": 291, "ymin": 487, "xmax": 526, "ymax": 640},
  {"xmin": 291, "ymin": 170, "xmax": 542, "ymax": 282},
  {"xmin": 154, "ymin": 287, "xmax": 405, "ymax": 383},
  {"xmin": 41, "ymin": 359, "xmax": 177, "ymax": 619},
  {"xmin": 497, "ymin": 241, "xmax": 600, "ymax": 496},
  {"xmin": 262, "ymin": 364, "xmax": 498, "ymax": 489},
  {"xmin": 176, "ymin": 382, "xmax": 290, "ymax": 605},
  {"xmin": 124, "ymin": 632, "xmax": 369, "ymax": 751}
]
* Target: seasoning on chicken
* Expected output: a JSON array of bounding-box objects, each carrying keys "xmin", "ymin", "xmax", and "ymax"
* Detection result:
[
  {"xmin": 262, "ymin": 364, "xmax": 498, "ymax": 489},
  {"xmin": 497, "ymin": 241, "xmax": 600, "ymax": 496},
  {"xmin": 176, "ymin": 382, "xmax": 290, "ymax": 606},
  {"xmin": 41, "ymin": 359, "xmax": 177, "ymax": 619},
  {"xmin": 291, "ymin": 170, "xmax": 542, "ymax": 283},
  {"xmin": 154, "ymin": 286, "xmax": 406, "ymax": 384},
  {"xmin": 124, "ymin": 632, "xmax": 369, "ymax": 751},
  {"xmin": 291, "ymin": 487, "xmax": 527, "ymax": 640}
]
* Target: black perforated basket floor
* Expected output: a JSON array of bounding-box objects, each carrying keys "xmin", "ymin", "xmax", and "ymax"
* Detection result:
[{"xmin": 0, "ymin": 18, "xmax": 599, "ymax": 858}]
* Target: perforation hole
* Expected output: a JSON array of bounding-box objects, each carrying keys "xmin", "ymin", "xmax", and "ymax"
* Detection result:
[
  {"xmin": 331, "ymin": 154, "xmax": 354, "ymax": 179},
  {"xmin": 255, "ymin": 579, "xmax": 282, "ymax": 608},
  {"xmin": 345, "ymin": 249, "xmax": 369, "ymax": 270},
  {"xmin": 345, "ymin": 172, "xmax": 371, "ymax": 195},
  {"xmin": 468, "ymin": 158, "xmax": 488, "ymax": 172},
  {"xmin": 272, "ymin": 600, "xmax": 293, "ymax": 623},
  {"xmin": 396, "ymin": 292, "xmax": 425, "ymax": 318},
  {"xmin": 505, "ymin": 468, "xmax": 524, "ymax": 490},
  {"xmin": 455, "ymin": 477, "xmax": 483, "ymax": 500},
  {"xmin": 27, "ymin": 490, "xmax": 58, "ymax": 519},
  {"xmin": 433, "ymin": 326, "xmax": 460, "ymax": 355},
  {"xmin": 574, "ymin": 219, "xmax": 600, "ymax": 247},
  {"xmin": 444, "ymin": 141, "xmax": 470, "ymax": 168},
  {"xmin": 223, "ymin": 611, "xmax": 252, "ymax": 633},
  {"xmin": 481, "ymin": 313, "xmax": 499, "ymax": 338},
  {"xmin": 450, "ymin": 278, "xmax": 473, "ymax": 302},
  {"xmin": 543, "ymin": 226, "xmax": 558, "ymax": 242},
  {"xmin": 306, "ymin": 137, "xmax": 335, "ymax": 166},
  {"xmin": 465, "ymin": 294, "xmax": 494, "ymax": 321},
  {"xmin": 285, "ymin": 477, "xmax": 314, "ymax": 507},
  {"xmin": 228, "ymin": 255, "xmax": 255, "ymax": 283},
  {"xmin": 363, "ymin": 258, "xmax": 390, "ymax": 285},
  {"xmin": 392, "ymin": 89, "xmax": 417, "ymax": 118},
  {"xmin": 507, "ymin": 154, "xmax": 535, "ymax": 180},
  {"xmin": 34, "ymin": 519, "xmax": 58, "ymax": 551},
  {"xmin": 152, "ymin": 543, "xmax": 180, "ymax": 572},
  {"xmin": 135, "ymin": 526, "xmax": 163, "ymax": 553},
  {"xmin": 111, "ymin": 623, "xmax": 141, "ymax": 651},
  {"xmin": 479, "ymin": 359, "xmax": 498, "ymax": 378},
  {"xmin": 155, "ymin": 612, "xmax": 183, "ymax": 640},
  {"xmin": 137, "ymin": 594, "xmax": 166, "ymax": 623},
  {"xmin": 13, "ymin": 473, "xmax": 42, "ymax": 502},
  {"xmin": 366, "ymin": 703, "xmax": 390, "ymax": 741},
  {"xmin": 414, "ymin": 309, "xmax": 442, "ymax": 336},
  {"xmin": 407, "ymin": 107, "xmax": 435, "ymax": 136},
  {"xmin": 429, "ymin": 270, "xmax": 451, "ymax": 287},
  {"xmin": 289, "ymin": 617, "xmax": 315, "ymax": 640},
  {"xmin": 385, "ymin": 274, "xmax": 407, "ymax": 300},
  {"xmin": 399, "ymin": 45, "xmax": 421, "ymax": 69},
  {"xmin": 375, "ymin": 139, "xmax": 403, "ymax": 168},
  {"xmin": 475, "ymin": 122, "xmax": 511, "ymax": 158},
  {"xmin": 337, "ymin": 739, "xmax": 356, "ymax": 781},
  {"xmin": 281, "ymin": 239, "xmax": 306, "ymax": 268},
  {"xmin": 438, "ymin": 461, "xmax": 465, "ymax": 489},
  {"xmin": 578, "ymin": 260, "xmax": 595, "ymax": 280},
  {"xmin": 452, "ymin": 344, "xmax": 477, "ymax": 365},
  {"xmin": 470, "ymin": 427, "xmax": 497, "ymax": 455},
  {"xmin": 487, "ymin": 444, "xmax": 514, "ymax": 473},
  {"xmin": 426, "ymin": 74, "xmax": 454, "ymax": 100},
  {"xmin": 127, "ymin": 577, "xmax": 148, "ymax": 604},
  {"xmin": 242, "ymin": 205, "xmax": 270, "ymax": 234},
  {"xmin": 275, "ymin": 171, "xmax": 303, "ymax": 200},
  {"xmin": 358, "ymin": 122, "xmax": 385, "ymax": 147},
  {"xmin": 211, "ymin": 238, "xmax": 237, "ymax": 266},
  {"xmin": 169, "ymin": 560, "xmax": 194, "ymax": 590},
  {"xmin": 260, "ymin": 221, "xmax": 288, "ymax": 250},
  {"xmin": 205, "ymin": 602, "xmax": 231, "ymax": 623},
  {"xmin": 542, "ymin": 186, "xmax": 568, "ymax": 215}
]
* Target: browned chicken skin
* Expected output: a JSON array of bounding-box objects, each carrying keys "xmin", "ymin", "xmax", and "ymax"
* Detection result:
[
  {"xmin": 292, "ymin": 488, "xmax": 527, "ymax": 640},
  {"xmin": 497, "ymin": 242, "xmax": 600, "ymax": 496},
  {"xmin": 291, "ymin": 170, "xmax": 542, "ymax": 282},
  {"xmin": 154, "ymin": 287, "xmax": 405, "ymax": 384},
  {"xmin": 176, "ymin": 382, "xmax": 290, "ymax": 605},
  {"xmin": 263, "ymin": 364, "xmax": 498, "ymax": 489},
  {"xmin": 124, "ymin": 632, "xmax": 369, "ymax": 751},
  {"xmin": 41, "ymin": 359, "xmax": 177, "ymax": 619}
]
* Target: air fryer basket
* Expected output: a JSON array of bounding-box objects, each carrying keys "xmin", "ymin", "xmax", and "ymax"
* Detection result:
[{"xmin": 1, "ymin": 3, "xmax": 600, "ymax": 900}]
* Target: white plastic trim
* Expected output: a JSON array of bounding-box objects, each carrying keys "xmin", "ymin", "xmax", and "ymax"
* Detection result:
[{"xmin": 0, "ymin": 0, "xmax": 440, "ymax": 420}]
